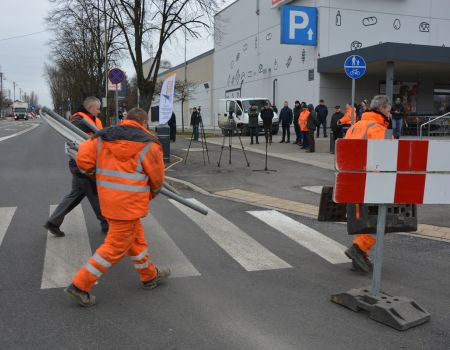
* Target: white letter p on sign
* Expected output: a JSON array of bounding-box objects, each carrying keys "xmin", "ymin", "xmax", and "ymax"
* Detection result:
[{"xmin": 289, "ymin": 10, "xmax": 309, "ymax": 39}]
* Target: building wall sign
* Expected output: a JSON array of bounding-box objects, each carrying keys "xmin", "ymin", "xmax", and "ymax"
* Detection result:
[{"xmin": 280, "ymin": 5, "xmax": 317, "ymax": 46}]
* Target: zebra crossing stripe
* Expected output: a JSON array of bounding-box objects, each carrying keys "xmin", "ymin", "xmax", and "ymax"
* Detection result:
[
  {"xmin": 169, "ymin": 199, "xmax": 292, "ymax": 271},
  {"xmin": 142, "ymin": 214, "xmax": 201, "ymax": 278},
  {"xmin": 248, "ymin": 210, "xmax": 349, "ymax": 264},
  {"xmin": 41, "ymin": 205, "xmax": 93, "ymax": 289},
  {"xmin": 0, "ymin": 207, "xmax": 16, "ymax": 247}
]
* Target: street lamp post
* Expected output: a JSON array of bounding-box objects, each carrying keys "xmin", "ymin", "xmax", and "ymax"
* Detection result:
[{"xmin": 13, "ymin": 82, "xmax": 17, "ymax": 101}]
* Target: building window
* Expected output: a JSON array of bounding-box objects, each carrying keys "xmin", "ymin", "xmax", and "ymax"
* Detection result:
[{"xmin": 433, "ymin": 84, "xmax": 450, "ymax": 114}]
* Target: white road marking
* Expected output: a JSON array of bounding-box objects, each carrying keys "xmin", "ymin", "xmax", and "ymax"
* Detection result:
[
  {"xmin": 0, "ymin": 207, "xmax": 17, "ymax": 248},
  {"xmin": 142, "ymin": 214, "xmax": 201, "ymax": 278},
  {"xmin": 0, "ymin": 123, "xmax": 39, "ymax": 143},
  {"xmin": 301, "ymin": 186, "xmax": 324, "ymax": 195},
  {"xmin": 248, "ymin": 210, "xmax": 349, "ymax": 264},
  {"xmin": 170, "ymin": 198, "xmax": 292, "ymax": 271},
  {"xmin": 41, "ymin": 205, "xmax": 93, "ymax": 289}
]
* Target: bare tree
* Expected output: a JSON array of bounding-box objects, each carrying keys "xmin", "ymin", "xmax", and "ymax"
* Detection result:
[
  {"xmin": 105, "ymin": 0, "xmax": 222, "ymax": 111},
  {"xmin": 174, "ymin": 80, "xmax": 198, "ymax": 132},
  {"xmin": 45, "ymin": 0, "xmax": 123, "ymax": 111}
]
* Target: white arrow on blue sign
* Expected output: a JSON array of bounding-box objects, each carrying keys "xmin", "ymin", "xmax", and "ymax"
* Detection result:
[
  {"xmin": 344, "ymin": 55, "xmax": 366, "ymax": 79},
  {"xmin": 280, "ymin": 5, "xmax": 317, "ymax": 46}
]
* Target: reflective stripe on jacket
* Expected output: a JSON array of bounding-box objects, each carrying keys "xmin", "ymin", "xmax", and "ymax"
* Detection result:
[
  {"xmin": 76, "ymin": 120, "xmax": 165, "ymax": 220},
  {"xmin": 298, "ymin": 110, "xmax": 310, "ymax": 132},
  {"xmin": 344, "ymin": 111, "xmax": 392, "ymax": 140}
]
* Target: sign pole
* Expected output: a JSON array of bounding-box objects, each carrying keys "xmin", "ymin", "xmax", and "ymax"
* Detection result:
[
  {"xmin": 351, "ymin": 78, "xmax": 356, "ymax": 124},
  {"xmin": 115, "ymin": 84, "xmax": 119, "ymax": 125},
  {"xmin": 371, "ymin": 204, "xmax": 387, "ymax": 296}
]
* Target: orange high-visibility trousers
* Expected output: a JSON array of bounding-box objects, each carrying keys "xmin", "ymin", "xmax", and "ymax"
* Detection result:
[
  {"xmin": 352, "ymin": 234, "xmax": 376, "ymax": 254},
  {"xmin": 73, "ymin": 218, "xmax": 157, "ymax": 292}
]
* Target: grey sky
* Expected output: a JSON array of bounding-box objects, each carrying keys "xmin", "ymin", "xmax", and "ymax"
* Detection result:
[{"xmin": 0, "ymin": 0, "xmax": 236, "ymax": 107}]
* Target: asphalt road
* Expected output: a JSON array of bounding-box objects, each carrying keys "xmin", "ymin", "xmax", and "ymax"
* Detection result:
[{"xmin": 0, "ymin": 120, "xmax": 449, "ymax": 349}]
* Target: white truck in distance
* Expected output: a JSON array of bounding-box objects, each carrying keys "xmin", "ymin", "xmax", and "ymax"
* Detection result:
[
  {"xmin": 217, "ymin": 98, "xmax": 279, "ymax": 135},
  {"xmin": 13, "ymin": 101, "xmax": 29, "ymax": 120}
]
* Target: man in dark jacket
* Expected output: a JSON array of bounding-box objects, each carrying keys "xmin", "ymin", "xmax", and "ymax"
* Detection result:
[
  {"xmin": 168, "ymin": 112, "xmax": 176, "ymax": 142},
  {"xmin": 391, "ymin": 97, "xmax": 405, "ymax": 139},
  {"xmin": 248, "ymin": 103, "xmax": 259, "ymax": 144},
  {"xmin": 292, "ymin": 100, "xmax": 302, "ymax": 145},
  {"xmin": 190, "ymin": 107, "xmax": 201, "ymax": 141},
  {"xmin": 315, "ymin": 99, "xmax": 328, "ymax": 138},
  {"xmin": 44, "ymin": 97, "xmax": 108, "ymax": 237},
  {"xmin": 260, "ymin": 103, "xmax": 274, "ymax": 144},
  {"xmin": 330, "ymin": 105, "xmax": 344, "ymax": 141},
  {"xmin": 279, "ymin": 101, "xmax": 293, "ymax": 143},
  {"xmin": 307, "ymin": 104, "xmax": 319, "ymax": 152}
]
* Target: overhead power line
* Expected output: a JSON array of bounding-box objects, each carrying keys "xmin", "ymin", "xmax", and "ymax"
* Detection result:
[{"xmin": 0, "ymin": 30, "xmax": 48, "ymax": 42}]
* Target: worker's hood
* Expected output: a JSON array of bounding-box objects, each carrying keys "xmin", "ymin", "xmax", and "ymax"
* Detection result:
[{"xmin": 96, "ymin": 120, "xmax": 160, "ymax": 162}]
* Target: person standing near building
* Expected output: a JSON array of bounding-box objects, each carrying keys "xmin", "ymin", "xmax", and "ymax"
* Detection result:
[
  {"xmin": 330, "ymin": 105, "xmax": 344, "ymax": 141},
  {"xmin": 65, "ymin": 108, "xmax": 170, "ymax": 307},
  {"xmin": 190, "ymin": 107, "xmax": 201, "ymax": 141},
  {"xmin": 261, "ymin": 103, "xmax": 274, "ymax": 144},
  {"xmin": 44, "ymin": 96, "xmax": 108, "ymax": 237},
  {"xmin": 168, "ymin": 112, "xmax": 177, "ymax": 142},
  {"xmin": 307, "ymin": 104, "xmax": 319, "ymax": 152},
  {"xmin": 292, "ymin": 100, "xmax": 302, "ymax": 145},
  {"xmin": 344, "ymin": 95, "xmax": 393, "ymax": 272},
  {"xmin": 315, "ymin": 99, "xmax": 328, "ymax": 138},
  {"xmin": 357, "ymin": 99, "xmax": 368, "ymax": 122},
  {"xmin": 298, "ymin": 102, "xmax": 310, "ymax": 150},
  {"xmin": 248, "ymin": 102, "xmax": 259, "ymax": 144},
  {"xmin": 391, "ymin": 97, "xmax": 405, "ymax": 139},
  {"xmin": 279, "ymin": 101, "xmax": 293, "ymax": 143}
]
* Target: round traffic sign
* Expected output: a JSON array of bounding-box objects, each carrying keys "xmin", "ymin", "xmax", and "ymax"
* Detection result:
[
  {"xmin": 344, "ymin": 55, "xmax": 366, "ymax": 79},
  {"xmin": 108, "ymin": 68, "xmax": 125, "ymax": 84}
]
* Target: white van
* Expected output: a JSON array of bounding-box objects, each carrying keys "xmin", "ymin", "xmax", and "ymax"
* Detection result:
[{"xmin": 217, "ymin": 98, "xmax": 279, "ymax": 135}]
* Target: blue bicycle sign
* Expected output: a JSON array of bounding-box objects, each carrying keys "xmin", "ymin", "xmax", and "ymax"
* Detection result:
[{"xmin": 344, "ymin": 55, "xmax": 366, "ymax": 79}]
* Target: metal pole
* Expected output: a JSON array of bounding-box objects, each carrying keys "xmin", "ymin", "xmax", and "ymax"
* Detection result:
[
  {"xmin": 104, "ymin": 0, "xmax": 108, "ymax": 116},
  {"xmin": 115, "ymin": 84, "xmax": 119, "ymax": 125},
  {"xmin": 13, "ymin": 82, "xmax": 16, "ymax": 101},
  {"xmin": 371, "ymin": 204, "xmax": 387, "ymax": 296},
  {"xmin": 385, "ymin": 62, "xmax": 394, "ymax": 103},
  {"xmin": 351, "ymin": 78, "xmax": 355, "ymax": 125}
]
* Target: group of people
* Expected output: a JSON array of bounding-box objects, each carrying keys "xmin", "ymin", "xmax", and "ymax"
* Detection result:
[{"xmin": 45, "ymin": 96, "xmax": 170, "ymax": 307}]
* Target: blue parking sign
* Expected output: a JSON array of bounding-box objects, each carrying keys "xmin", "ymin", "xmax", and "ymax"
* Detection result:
[{"xmin": 280, "ymin": 5, "xmax": 317, "ymax": 46}]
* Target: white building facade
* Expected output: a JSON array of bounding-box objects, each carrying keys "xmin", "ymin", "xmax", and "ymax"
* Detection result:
[{"xmin": 212, "ymin": 0, "xmax": 450, "ymax": 121}]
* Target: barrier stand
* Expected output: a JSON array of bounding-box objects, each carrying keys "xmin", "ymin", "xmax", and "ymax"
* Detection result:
[{"xmin": 331, "ymin": 139, "xmax": 432, "ymax": 331}]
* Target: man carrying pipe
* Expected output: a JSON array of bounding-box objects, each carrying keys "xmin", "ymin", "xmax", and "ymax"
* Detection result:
[
  {"xmin": 44, "ymin": 97, "xmax": 109, "ymax": 237},
  {"xmin": 65, "ymin": 107, "xmax": 171, "ymax": 307}
]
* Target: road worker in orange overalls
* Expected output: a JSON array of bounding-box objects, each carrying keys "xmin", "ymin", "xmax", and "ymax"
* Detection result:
[
  {"xmin": 298, "ymin": 102, "xmax": 310, "ymax": 150},
  {"xmin": 44, "ymin": 96, "xmax": 108, "ymax": 237},
  {"xmin": 344, "ymin": 95, "xmax": 393, "ymax": 273},
  {"xmin": 65, "ymin": 107, "xmax": 170, "ymax": 307}
]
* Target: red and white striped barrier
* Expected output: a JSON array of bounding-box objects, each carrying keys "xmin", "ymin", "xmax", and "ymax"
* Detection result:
[{"xmin": 334, "ymin": 139, "xmax": 450, "ymax": 204}]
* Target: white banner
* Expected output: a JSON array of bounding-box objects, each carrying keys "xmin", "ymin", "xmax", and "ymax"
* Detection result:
[{"xmin": 159, "ymin": 73, "xmax": 176, "ymax": 124}]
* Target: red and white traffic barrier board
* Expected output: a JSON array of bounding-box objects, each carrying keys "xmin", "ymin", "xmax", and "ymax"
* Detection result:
[{"xmin": 334, "ymin": 139, "xmax": 450, "ymax": 204}]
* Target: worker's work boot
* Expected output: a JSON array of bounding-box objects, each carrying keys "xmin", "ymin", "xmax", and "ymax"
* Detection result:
[
  {"xmin": 64, "ymin": 283, "xmax": 96, "ymax": 307},
  {"xmin": 44, "ymin": 222, "xmax": 65, "ymax": 237},
  {"xmin": 142, "ymin": 268, "xmax": 171, "ymax": 290},
  {"xmin": 345, "ymin": 244, "xmax": 370, "ymax": 273}
]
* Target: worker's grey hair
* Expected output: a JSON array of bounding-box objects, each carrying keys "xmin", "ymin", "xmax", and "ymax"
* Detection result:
[
  {"xmin": 370, "ymin": 95, "xmax": 391, "ymax": 111},
  {"xmin": 126, "ymin": 107, "xmax": 148, "ymax": 124},
  {"xmin": 83, "ymin": 96, "xmax": 101, "ymax": 110}
]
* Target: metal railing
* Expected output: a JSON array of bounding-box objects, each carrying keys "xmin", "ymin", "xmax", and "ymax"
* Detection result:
[{"xmin": 419, "ymin": 111, "xmax": 450, "ymax": 138}]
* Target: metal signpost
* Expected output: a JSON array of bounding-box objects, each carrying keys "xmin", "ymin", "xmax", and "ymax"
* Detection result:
[
  {"xmin": 108, "ymin": 67, "xmax": 125, "ymax": 124},
  {"xmin": 344, "ymin": 55, "xmax": 366, "ymax": 124}
]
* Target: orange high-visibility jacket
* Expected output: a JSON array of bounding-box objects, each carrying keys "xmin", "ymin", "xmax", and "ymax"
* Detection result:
[
  {"xmin": 344, "ymin": 111, "xmax": 391, "ymax": 140},
  {"xmin": 298, "ymin": 109, "xmax": 310, "ymax": 132},
  {"xmin": 70, "ymin": 112, "xmax": 103, "ymax": 134},
  {"xmin": 339, "ymin": 106, "xmax": 356, "ymax": 125},
  {"xmin": 76, "ymin": 119, "xmax": 165, "ymax": 220}
]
